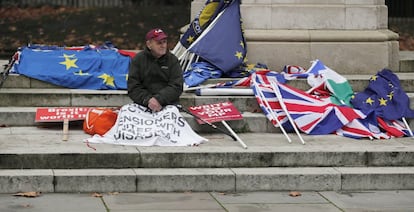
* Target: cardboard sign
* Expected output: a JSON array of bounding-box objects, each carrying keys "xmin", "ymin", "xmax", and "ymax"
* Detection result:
[
  {"xmin": 35, "ymin": 107, "xmax": 91, "ymax": 122},
  {"xmin": 188, "ymin": 102, "xmax": 243, "ymax": 124}
]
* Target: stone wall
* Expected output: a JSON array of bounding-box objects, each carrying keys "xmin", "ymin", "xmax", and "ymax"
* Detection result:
[{"xmin": 190, "ymin": 0, "xmax": 400, "ymax": 74}]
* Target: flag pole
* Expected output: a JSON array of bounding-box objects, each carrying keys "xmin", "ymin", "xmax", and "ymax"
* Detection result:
[
  {"xmin": 402, "ymin": 117, "xmax": 414, "ymax": 138},
  {"xmin": 183, "ymin": 83, "xmax": 218, "ymax": 92},
  {"xmin": 175, "ymin": 104, "xmax": 238, "ymax": 141},
  {"xmin": 184, "ymin": 52, "xmax": 196, "ymax": 72},
  {"xmin": 171, "ymin": 42, "xmax": 183, "ymax": 55},
  {"xmin": 270, "ymin": 80, "xmax": 306, "ymax": 145},
  {"xmin": 221, "ymin": 120, "xmax": 248, "ymax": 149},
  {"xmin": 252, "ymin": 79, "xmax": 292, "ymax": 143}
]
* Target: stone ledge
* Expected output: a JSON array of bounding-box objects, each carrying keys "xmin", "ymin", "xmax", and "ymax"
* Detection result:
[
  {"xmin": 245, "ymin": 29, "xmax": 399, "ymax": 42},
  {"xmin": 1, "ymin": 167, "xmax": 414, "ymax": 193},
  {"xmin": 241, "ymin": 0, "xmax": 385, "ymax": 5}
]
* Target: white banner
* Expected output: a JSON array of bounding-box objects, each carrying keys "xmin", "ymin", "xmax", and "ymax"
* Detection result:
[{"xmin": 86, "ymin": 104, "xmax": 208, "ymax": 146}]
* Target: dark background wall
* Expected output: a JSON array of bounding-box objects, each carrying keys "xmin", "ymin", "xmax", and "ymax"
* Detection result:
[
  {"xmin": 386, "ymin": 0, "xmax": 414, "ymax": 18},
  {"xmin": 0, "ymin": 0, "xmax": 413, "ymax": 59}
]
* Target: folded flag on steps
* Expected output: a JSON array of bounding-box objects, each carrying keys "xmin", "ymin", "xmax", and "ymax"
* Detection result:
[
  {"xmin": 351, "ymin": 69, "xmax": 414, "ymax": 120},
  {"xmin": 13, "ymin": 44, "xmax": 132, "ymax": 90}
]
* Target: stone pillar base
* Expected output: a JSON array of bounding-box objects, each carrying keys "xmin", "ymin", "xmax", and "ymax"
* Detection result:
[
  {"xmin": 245, "ymin": 29, "xmax": 400, "ymax": 74},
  {"xmin": 189, "ymin": 0, "xmax": 400, "ymax": 73}
]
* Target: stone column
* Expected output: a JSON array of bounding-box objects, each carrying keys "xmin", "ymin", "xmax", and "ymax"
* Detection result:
[{"xmin": 191, "ymin": 0, "xmax": 399, "ymax": 74}]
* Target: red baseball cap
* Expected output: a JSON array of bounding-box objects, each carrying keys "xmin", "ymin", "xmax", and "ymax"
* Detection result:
[{"xmin": 145, "ymin": 28, "xmax": 168, "ymax": 41}]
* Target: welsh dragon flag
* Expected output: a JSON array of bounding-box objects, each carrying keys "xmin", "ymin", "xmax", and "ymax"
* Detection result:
[{"xmin": 306, "ymin": 60, "xmax": 354, "ymax": 106}]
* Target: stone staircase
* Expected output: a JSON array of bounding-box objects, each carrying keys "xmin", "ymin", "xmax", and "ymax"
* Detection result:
[
  {"xmin": 0, "ymin": 52, "xmax": 414, "ymax": 193},
  {"xmin": 1, "ymin": 54, "xmax": 414, "ymax": 130}
]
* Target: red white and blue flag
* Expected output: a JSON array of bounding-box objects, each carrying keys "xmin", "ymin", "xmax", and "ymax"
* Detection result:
[
  {"xmin": 251, "ymin": 71, "xmax": 368, "ymax": 135},
  {"xmin": 205, "ymin": 60, "xmax": 413, "ymax": 139}
]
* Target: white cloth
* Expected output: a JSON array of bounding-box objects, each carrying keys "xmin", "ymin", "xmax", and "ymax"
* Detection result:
[{"xmin": 86, "ymin": 103, "xmax": 208, "ymax": 146}]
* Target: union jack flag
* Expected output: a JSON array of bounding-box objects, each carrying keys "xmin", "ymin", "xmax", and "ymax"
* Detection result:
[
  {"xmin": 251, "ymin": 71, "xmax": 368, "ymax": 135},
  {"xmin": 377, "ymin": 117, "xmax": 411, "ymax": 138},
  {"xmin": 336, "ymin": 113, "xmax": 390, "ymax": 139},
  {"xmin": 216, "ymin": 68, "xmax": 407, "ymax": 139}
]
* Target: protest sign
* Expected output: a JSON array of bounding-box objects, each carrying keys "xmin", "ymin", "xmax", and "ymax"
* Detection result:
[
  {"xmin": 35, "ymin": 107, "xmax": 91, "ymax": 122},
  {"xmin": 86, "ymin": 104, "xmax": 207, "ymax": 146},
  {"xmin": 187, "ymin": 101, "xmax": 242, "ymax": 124},
  {"xmin": 35, "ymin": 107, "xmax": 91, "ymax": 141},
  {"xmin": 187, "ymin": 102, "xmax": 247, "ymax": 149}
]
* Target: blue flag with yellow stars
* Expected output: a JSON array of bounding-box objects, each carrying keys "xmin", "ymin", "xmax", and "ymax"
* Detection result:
[
  {"xmin": 179, "ymin": 0, "xmax": 231, "ymax": 48},
  {"xmin": 187, "ymin": 0, "xmax": 246, "ymax": 73},
  {"xmin": 351, "ymin": 69, "xmax": 414, "ymax": 120},
  {"xmin": 14, "ymin": 45, "xmax": 130, "ymax": 90}
]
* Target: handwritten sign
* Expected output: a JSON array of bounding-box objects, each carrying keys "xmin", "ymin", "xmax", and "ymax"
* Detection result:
[
  {"xmin": 35, "ymin": 107, "xmax": 91, "ymax": 122},
  {"xmin": 188, "ymin": 102, "xmax": 243, "ymax": 124}
]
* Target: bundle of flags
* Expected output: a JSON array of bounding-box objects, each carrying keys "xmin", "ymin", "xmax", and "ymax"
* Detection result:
[
  {"xmin": 206, "ymin": 60, "xmax": 414, "ymax": 140},
  {"xmin": 282, "ymin": 60, "xmax": 354, "ymax": 106},
  {"xmin": 351, "ymin": 69, "xmax": 414, "ymax": 138},
  {"xmin": 173, "ymin": 0, "xmax": 248, "ymax": 87},
  {"xmin": 13, "ymin": 43, "xmax": 134, "ymax": 90}
]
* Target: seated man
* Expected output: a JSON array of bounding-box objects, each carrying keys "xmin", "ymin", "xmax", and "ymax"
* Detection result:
[{"xmin": 127, "ymin": 28, "xmax": 183, "ymax": 112}]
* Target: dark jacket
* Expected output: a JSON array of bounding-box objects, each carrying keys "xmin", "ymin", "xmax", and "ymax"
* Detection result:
[{"xmin": 127, "ymin": 47, "xmax": 183, "ymax": 107}]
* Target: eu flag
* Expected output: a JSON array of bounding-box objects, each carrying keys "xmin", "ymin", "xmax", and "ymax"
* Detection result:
[
  {"xmin": 179, "ymin": 0, "xmax": 230, "ymax": 48},
  {"xmin": 14, "ymin": 45, "xmax": 130, "ymax": 90},
  {"xmin": 188, "ymin": 0, "xmax": 246, "ymax": 73},
  {"xmin": 351, "ymin": 69, "xmax": 414, "ymax": 120}
]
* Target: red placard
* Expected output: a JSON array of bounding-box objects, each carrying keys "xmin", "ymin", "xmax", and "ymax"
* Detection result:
[
  {"xmin": 35, "ymin": 107, "xmax": 91, "ymax": 122},
  {"xmin": 188, "ymin": 102, "xmax": 243, "ymax": 124}
]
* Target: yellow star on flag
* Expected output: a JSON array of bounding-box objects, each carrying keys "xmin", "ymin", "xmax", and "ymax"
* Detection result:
[
  {"xmin": 235, "ymin": 51, "xmax": 243, "ymax": 60},
  {"xmin": 365, "ymin": 97, "xmax": 375, "ymax": 105},
  {"xmin": 246, "ymin": 63, "xmax": 255, "ymax": 70},
  {"xmin": 379, "ymin": 97, "xmax": 388, "ymax": 106},
  {"xmin": 59, "ymin": 54, "xmax": 79, "ymax": 70},
  {"xmin": 239, "ymin": 40, "xmax": 245, "ymax": 49},
  {"xmin": 370, "ymin": 75, "xmax": 378, "ymax": 81},
  {"xmin": 98, "ymin": 73, "xmax": 115, "ymax": 87},
  {"xmin": 187, "ymin": 36, "xmax": 195, "ymax": 44}
]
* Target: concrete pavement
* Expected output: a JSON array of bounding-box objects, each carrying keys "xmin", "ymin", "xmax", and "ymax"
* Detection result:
[
  {"xmin": 1, "ymin": 126, "xmax": 414, "ymax": 194},
  {"xmin": 1, "ymin": 125, "xmax": 414, "ymax": 211},
  {"xmin": 1, "ymin": 190, "xmax": 414, "ymax": 211}
]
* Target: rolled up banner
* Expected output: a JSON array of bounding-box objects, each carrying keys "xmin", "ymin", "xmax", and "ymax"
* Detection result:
[{"xmin": 195, "ymin": 88, "xmax": 253, "ymax": 96}]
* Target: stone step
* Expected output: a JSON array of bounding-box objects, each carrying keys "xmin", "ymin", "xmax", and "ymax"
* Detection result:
[
  {"xmin": 1, "ymin": 126, "xmax": 414, "ymax": 193},
  {"xmin": 1, "ymin": 128, "xmax": 414, "ymax": 169},
  {"xmin": 1, "ymin": 76, "xmax": 414, "ymax": 107},
  {"xmin": 400, "ymin": 51, "xmax": 414, "ymax": 72},
  {"xmin": 1, "ymin": 99, "xmax": 413, "ymax": 130},
  {"xmin": 0, "ymin": 87, "xmax": 413, "ymax": 108},
  {"xmin": 1, "ymin": 167, "xmax": 414, "ymax": 193},
  {"xmin": 2, "ymin": 71, "xmax": 414, "ymax": 92},
  {"xmin": 0, "ymin": 107, "xmax": 275, "ymax": 133}
]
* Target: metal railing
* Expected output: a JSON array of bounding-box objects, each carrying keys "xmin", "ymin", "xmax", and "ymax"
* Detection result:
[
  {"xmin": 386, "ymin": 0, "xmax": 414, "ymax": 33},
  {"xmin": 386, "ymin": 0, "xmax": 414, "ymax": 18},
  {"xmin": 0, "ymin": 0, "xmax": 188, "ymax": 7}
]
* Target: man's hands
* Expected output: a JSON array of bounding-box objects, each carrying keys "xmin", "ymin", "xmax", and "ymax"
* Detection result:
[{"xmin": 148, "ymin": 97, "xmax": 162, "ymax": 112}]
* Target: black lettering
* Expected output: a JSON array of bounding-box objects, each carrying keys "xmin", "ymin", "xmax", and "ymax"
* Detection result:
[
  {"xmin": 144, "ymin": 119, "xmax": 154, "ymax": 125},
  {"xmin": 123, "ymin": 115, "xmax": 132, "ymax": 123},
  {"xmin": 163, "ymin": 112, "xmax": 170, "ymax": 120},
  {"xmin": 127, "ymin": 105, "xmax": 136, "ymax": 113},
  {"xmin": 114, "ymin": 131, "xmax": 121, "ymax": 140},
  {"xmin": 177, "ymin": 116, "xmax": 185, "ymax": 127},
  {"xmin": 173, "ymin": 127, "xmax": 180, "ymax": 137},
  {"xmin": 132, "ymin": 116, "xmax": 141, "ymax": 125}
]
